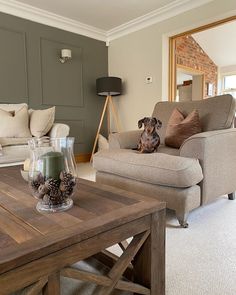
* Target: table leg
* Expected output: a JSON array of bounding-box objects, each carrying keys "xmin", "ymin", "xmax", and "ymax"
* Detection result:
[
  {"xmin": 43, "ymin": 272, "xmax": 60, "ymax": 295},
  {"xmin": 133, "ymin": 209, "xmax": 166, "ymax": 295}
]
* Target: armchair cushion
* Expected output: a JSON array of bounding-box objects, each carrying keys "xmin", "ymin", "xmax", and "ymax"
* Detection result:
[
  {"xmin": 109, "ymin": 130, "xmax": 142, "ymax": 149},
  {"xmin": 93, "ymin": 149, "xmax": 203, "ymax": 188},
  {"xmin": 109, "ymin": 130, "xmax": 179, "ymax": 155}
]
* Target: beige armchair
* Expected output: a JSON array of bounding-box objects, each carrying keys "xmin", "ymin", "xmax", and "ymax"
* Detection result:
[{"xmin": 93, "ymin": 95, "xmax": 236, "ymax": 227}]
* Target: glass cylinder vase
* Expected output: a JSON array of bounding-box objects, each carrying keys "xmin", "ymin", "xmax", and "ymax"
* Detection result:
[{"xmin": 28, "ymin": 137, "xmax": 77, "ymax": 213}]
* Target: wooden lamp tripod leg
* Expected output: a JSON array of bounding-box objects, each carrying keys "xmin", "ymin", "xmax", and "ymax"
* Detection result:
[
  {"xmin": 107, "ymin": 96, "xmax": 111, "ymax": 135},
  {"xmin": 109, "ymin": 96, "xmax": 121, "ymax": 133},
  {"xmin": 90, "ymin": 96, "xmax": 109, "ymax": 162}
]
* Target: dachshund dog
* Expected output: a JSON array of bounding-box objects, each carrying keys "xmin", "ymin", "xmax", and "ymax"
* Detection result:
[{"xmin": 137, "ymin": 117, "xmax": 162, "ymax": 153}]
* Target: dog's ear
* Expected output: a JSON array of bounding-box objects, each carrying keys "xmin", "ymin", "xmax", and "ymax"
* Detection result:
[
  {"xmin": 156, "ymin": 119, "xmax": 162, "ymax": 129},
  {"xmin": 153, "ymin": 118, "xmax": 158, "ymax": 124},
  {"xmin": 138, "ymin": 118, "xmax": 145, "ymax": 129}
]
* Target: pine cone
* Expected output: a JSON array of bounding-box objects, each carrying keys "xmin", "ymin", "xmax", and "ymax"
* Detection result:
[
  {"xmin": 45, "ymin": 178, "xmax": 60, "ymax": 190},
  {"xmin": 59, "ymin": 171, "xmax": 76, "ymax": 195},
  {"xmin": 60, "ymin": 171, "xmax": 69, "ymax": 180},
  {"xmin": 30, "ymin": 173, "xmax": 45, "ymax": 193},
  {"xmin": 70, "ymin": 178, "xmax": 76, "ymax": 186},
  {"xmin": 42, "ymin": 194, "xmax": 50, "ymax": 205},
  {"xmin": 66, "ymin": 186, "xmax": 74, "ymax": 196},
  {"xmin": 49, "ymin": 193, "xmax": 64, "ymax": 206},
  {"xmin": 43, "ymin": 178, "xmax": 62, "ymax": 205},
  {"xmin": 30, "ymin": 179, "xmax": 41, "ymax": 192},
  {"xmin": 35, "ymin": 172, "xmax": 45, "ymax": 184},
  {"xmin": 49, "ymin": 186, "xmax": 60, "ymax": 198},
  {"xmin": 38, "ymin": 184, "xmax": 49, "ymax": 195},
  {"xmin": 60, "ymin": 181, "xmax": 76, "ymax": 194},
  {"xmin": 60, "ymin": 171, "xmax": 75, "ymax": 184}
]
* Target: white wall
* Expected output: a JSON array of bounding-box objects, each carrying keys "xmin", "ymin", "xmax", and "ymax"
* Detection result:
[{"xmin": 108, "ymin": 0, "xmax": 236, "ymax": 131}]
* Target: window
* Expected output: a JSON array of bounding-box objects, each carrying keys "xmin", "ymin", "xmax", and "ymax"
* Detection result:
[{"xmin": 222, "ymin": 74, "xmax": 236, "ymax": 98}]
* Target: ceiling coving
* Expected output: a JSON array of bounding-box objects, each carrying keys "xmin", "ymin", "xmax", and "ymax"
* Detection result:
[{"xmin": 0, "ymin": 0, "xmax": 214, "ymax": 42}]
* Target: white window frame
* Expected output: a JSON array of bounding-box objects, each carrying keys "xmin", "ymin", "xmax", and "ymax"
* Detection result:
[{"xmin": 221, "ymin": 72, "xmax": 236, "ymax": 97}]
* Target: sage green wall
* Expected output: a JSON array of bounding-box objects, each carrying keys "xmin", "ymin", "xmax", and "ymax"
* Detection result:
[{"xmin": 0, "ymin": 12, "xmax": 108, "ymax": 154}]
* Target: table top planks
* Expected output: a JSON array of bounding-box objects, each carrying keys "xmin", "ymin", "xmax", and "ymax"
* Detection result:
[{"xmin": 0, "ymin": 166, "xmax": 165, "ymax": 276}]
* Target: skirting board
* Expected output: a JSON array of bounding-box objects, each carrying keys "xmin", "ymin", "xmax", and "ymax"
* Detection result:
[{"xmin": 75, "ymin": 153, "xmax": 91, "ymax": 163}]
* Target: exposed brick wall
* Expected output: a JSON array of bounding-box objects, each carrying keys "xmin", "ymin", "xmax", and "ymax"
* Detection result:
[{"xmin": 175, "ymin": 35, "xmax": 218, "ymax": 97}]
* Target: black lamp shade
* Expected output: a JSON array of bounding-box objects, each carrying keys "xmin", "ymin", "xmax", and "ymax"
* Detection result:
[{"xmin": 96, "ymin": 77, "xmax": 122, "ymax": 96}]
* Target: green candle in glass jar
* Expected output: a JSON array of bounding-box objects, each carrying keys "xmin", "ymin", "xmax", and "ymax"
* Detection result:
[{"xmin": 40, "ymin": 151, "xmax": 65, "ymax": 180}]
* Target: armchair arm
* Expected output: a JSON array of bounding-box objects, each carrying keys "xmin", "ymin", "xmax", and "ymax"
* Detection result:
[
  {"xmin": 180, "ymin": 129, "xmax": 236, "ymax": 204},
  {"xmin": 109, "ymin": 130, "xmax": 142, "ymax": 149},
  {"xmin": 48, "ymin": 123, "xmax": 70, "ymax": 138}
]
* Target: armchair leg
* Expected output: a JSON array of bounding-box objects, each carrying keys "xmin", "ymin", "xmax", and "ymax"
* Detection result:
[
  {"xmin": 228, "ymin": 192, "xmax": 235, "ymax": 200},
  {"xmin": 176, "ymin": 211, "xmax": 189, "ymax": 228}
]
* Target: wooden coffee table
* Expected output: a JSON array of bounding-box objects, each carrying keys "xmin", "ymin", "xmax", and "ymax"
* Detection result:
[{"xmin": 0, "ymin": 166, "xmax": 165, "ymax": 295}]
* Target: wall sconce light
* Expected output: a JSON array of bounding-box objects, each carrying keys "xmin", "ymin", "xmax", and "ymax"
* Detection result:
[{"xmin": 59, "ymin": 49, "xmax": 72, "ymax": 63}]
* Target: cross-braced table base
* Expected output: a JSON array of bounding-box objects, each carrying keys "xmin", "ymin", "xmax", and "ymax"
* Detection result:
[
  {"xmin": 24, "ymin": 231, "xmax": 151, "ymax": 295},
  {"xmin": 22, "ymin": 273, "xmax": 60, "ymax": 295},
  {"xmin": 61, "ymin": 231, "xmax": 150, "ymax": 295},
  {"xmin": 22, "ymin": 277, "xmax": 48, "ymax": 295},
  {"xmin": 21, "ymin": 211, "xmax": 165, "ymax": 295}
]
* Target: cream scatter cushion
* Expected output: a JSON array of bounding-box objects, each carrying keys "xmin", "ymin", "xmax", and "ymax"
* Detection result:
[
  {"xmin": 98, "ymin": 134, "xmax": 109, "ymax": 151},
  {"xmin": 0, "ymin": 106, "xmax": 31, "ymax": 138},
  {"xmin": 30, "ymin": 107, "xmax": 55, "ymax": 137},
  {"xmin": 0, "ymin": 103, "xmax": 27, "ymax": 112}
]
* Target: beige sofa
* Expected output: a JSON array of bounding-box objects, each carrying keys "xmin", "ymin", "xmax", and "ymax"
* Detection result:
[
  {"xmin": 93, "ymin": 95, "xmax": 236, "ymax": 227},
  {"xmin": 0, "ymin": 103, "xmax": 69, "ymax": 167}
]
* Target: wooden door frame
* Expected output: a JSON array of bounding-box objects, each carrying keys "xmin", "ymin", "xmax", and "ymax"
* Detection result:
[{"xmin": 169, "ymin": 15, "xmax": 236, "ymax": 101}]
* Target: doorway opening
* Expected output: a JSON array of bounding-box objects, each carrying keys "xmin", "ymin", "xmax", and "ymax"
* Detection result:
[
  {"xmin": 176, "ymin": 65, "xmax": 204, "ymax": 102},
  {"xmin": 169, "ymin": 15, "xmax": 236, "ymax": 101}
]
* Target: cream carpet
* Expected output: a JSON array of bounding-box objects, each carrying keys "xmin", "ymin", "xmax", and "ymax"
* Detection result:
[
  {"xmin": 16, "ymin": 163, "xmax": 236, "ymax": 295},
  {"xmin": 77, "ymin": 163, "xmax": 236, "ymax": 295}
]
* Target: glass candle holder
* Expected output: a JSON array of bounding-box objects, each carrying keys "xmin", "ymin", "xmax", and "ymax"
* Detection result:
[{"xmin": 28, "ymin": 137, "xmax": 77, "ymax": 213}]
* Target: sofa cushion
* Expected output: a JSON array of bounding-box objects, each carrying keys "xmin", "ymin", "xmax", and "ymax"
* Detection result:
[
  {"xmin": 0, "ymin": 106, "xmax": 31, "ymax": 138},
  {"xmin": 152, "ymin": 94, "xmax": 236, "ymax": 144},
  {"xmin": 165, "ymin": 108, "xmax": 202, "ymax": 148},
  {"xmin": 29, "ymin": 107, "xmax": 55, "ymax": 137},
  {"xmin": 93, "ymin": 149, "xmax": 203, "ymax": 188},
  {"xmin": 158, "ymin": 145, "xmax": 179, "ymax": 156},
  {"xmin": 0, "ymin": 103, "xmax": 27, "ymax": 112},
  {"xmin": 0, "ymin": 137, "xmax": 29, "ymax": 147},
  {"xmin": 0, "ymin": 145, "xmax": 29, "ymax": 164}
]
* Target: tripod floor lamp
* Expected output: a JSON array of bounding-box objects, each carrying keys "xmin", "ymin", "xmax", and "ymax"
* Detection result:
[{"xmin": 90, "ymin": 76, "xmax": 122, "ymax": 162}]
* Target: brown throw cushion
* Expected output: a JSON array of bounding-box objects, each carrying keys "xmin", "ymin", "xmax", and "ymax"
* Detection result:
[{"xmin": 165, "ymin": 108, "xmax": 202, "ymax": 148}]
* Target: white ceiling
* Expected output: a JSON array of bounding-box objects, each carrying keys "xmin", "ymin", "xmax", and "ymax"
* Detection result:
[
  {"xmin": 193, "ymin": 21, "xmax": 236, "ymax": 67},
  {"xmin": 0, "ymin": 0, "xmax": 213, "ymax": 41},
  {"xmin": 14, "ymin": 0, "xmax": 175, "ymax": 30}
]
